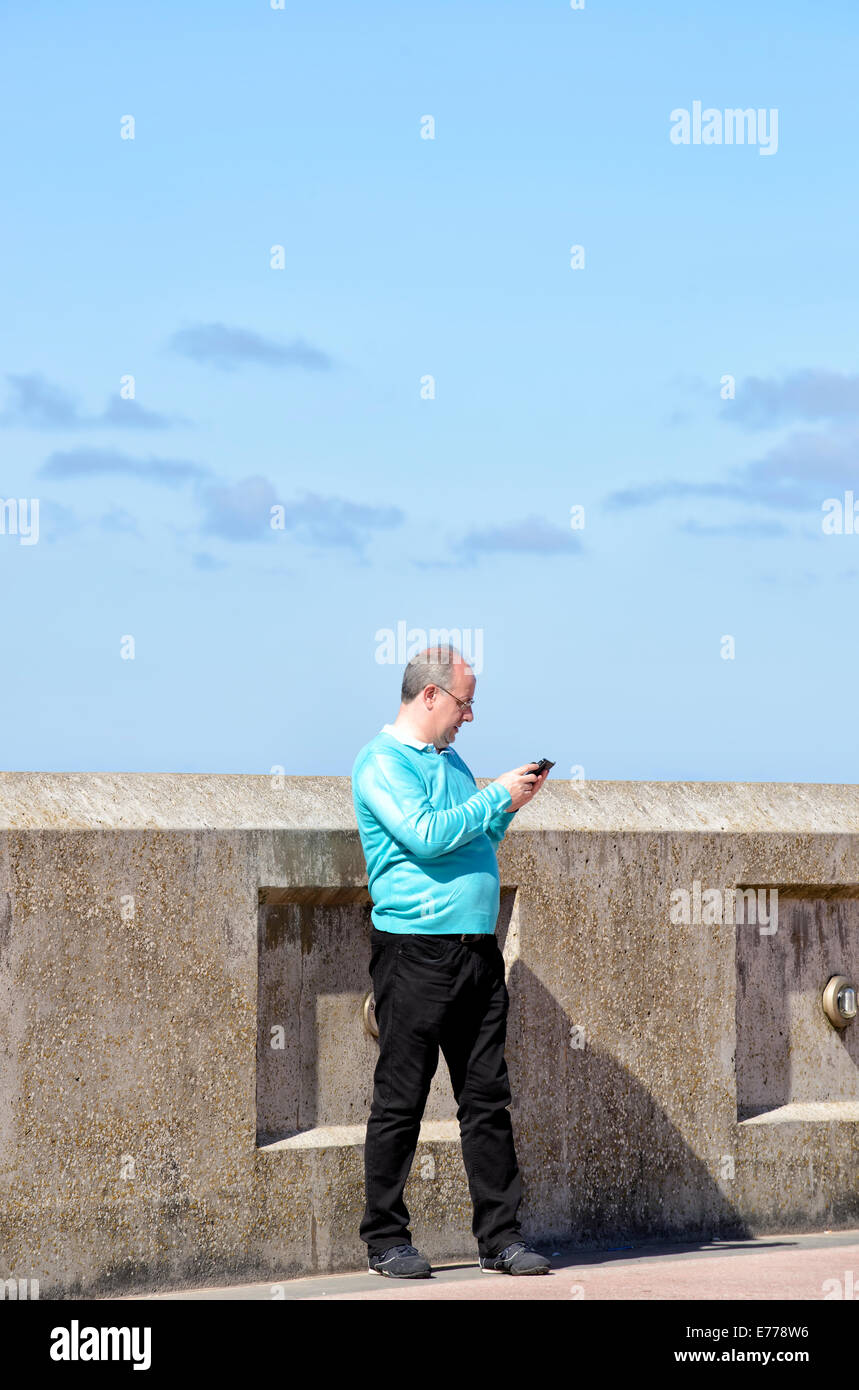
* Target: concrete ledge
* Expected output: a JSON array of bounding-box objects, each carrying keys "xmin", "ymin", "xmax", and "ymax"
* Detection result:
[
  {"xmin": 738, "ymin": 1102, "xmax": 859, "ymax": 1125},
  {"xmin": 3, "ymin": 771, "xmax": 859, "ymax": 831},
  {"xmin": 259, "ymin": 1120, "xmax": 461, "ymax": 1151}
]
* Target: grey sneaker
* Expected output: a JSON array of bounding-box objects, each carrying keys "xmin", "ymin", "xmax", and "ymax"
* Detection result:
[
  {"xmin": 368, "ymin": 1243, "xmax": 432, "ymax": 1278},
  {"xmin": 479, "ymin": 1241, "xmax": 550, "ymax": 1274}
]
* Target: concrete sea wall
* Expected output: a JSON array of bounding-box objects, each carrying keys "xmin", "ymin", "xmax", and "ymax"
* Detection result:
[{"xmin": 1, "ymin": 774, "xmax": 857, "ymax": 1297}]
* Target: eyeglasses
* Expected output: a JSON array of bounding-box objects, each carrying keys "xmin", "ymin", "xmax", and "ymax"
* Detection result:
[{"xmin": 434, "ymin": 683, "xmax": 474, "ymax": 713}]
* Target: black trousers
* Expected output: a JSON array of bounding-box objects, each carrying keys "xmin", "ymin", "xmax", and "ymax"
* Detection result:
[{"xmin": 360, "ymin": 925, "xmax": 523, "ymax": 1259}]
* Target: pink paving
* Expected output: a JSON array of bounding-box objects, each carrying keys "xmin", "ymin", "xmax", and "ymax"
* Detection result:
[{"xmin": 121, "ymin": 1231, "xmax": 859, "ymax": 1302}]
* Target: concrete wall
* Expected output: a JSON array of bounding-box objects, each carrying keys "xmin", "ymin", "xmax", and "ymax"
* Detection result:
[{"xmin": 0, "ymin": 773, "xmax": 857, "ymax": 1298}]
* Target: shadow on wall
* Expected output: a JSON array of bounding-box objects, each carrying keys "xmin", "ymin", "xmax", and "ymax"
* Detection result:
[
  {"xmin": 495, "ymin": 893, "xmax": 750, "ymax": 1246},
  {"xmin": 256, "ymin": 889, "xmax": 751, "ymax": 1246}
]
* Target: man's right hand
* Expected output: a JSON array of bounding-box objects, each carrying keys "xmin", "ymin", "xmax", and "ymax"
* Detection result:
[{"xmin": 492, "ymin": 763, "xmax": 547, "ymax": 812}]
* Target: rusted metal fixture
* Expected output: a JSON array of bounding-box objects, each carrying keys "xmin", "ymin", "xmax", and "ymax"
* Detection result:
[
  {"xmin": 363, "ymin": 991, "xmax": 379, "ymax": 1039},
  {"xmin": 822, "ymin": 975, "xmax": 857, "ymax": 1029}
]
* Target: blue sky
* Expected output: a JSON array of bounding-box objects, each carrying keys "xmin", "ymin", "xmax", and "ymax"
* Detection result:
[{"xmin": 1, "ymin": 0, "xmax": 858, "ymax": 780}]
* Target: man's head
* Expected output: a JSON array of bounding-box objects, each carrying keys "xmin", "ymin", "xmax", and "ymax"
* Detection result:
[{"xmin": 399, "ymin": 645, "xmax": 475, "ymax": 750}]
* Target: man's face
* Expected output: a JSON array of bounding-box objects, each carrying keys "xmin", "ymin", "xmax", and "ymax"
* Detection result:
[{"xmin": 428, "ymin": 662, "xmax": 476, "ymax": 749}]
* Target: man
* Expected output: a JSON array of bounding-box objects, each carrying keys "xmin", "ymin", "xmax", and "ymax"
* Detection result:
[{"xmin": 351, "ymin": 644, "xmax": 550, "ymax": 1278}]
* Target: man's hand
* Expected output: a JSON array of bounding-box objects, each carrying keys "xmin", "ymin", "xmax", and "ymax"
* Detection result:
[{"xmin": 492, "ymin": 762, "xmax": 550, "ymax": 813}]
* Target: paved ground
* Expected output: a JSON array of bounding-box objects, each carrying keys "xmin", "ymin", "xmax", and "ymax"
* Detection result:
[{"xmin": 117, "ymin": 1229, "xmax": 859, "ymax": 1301}]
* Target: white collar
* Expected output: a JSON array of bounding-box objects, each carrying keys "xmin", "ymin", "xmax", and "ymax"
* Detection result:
[{"xmin": 381, "ymin": 722, "xmax": 436, "ymax": 751}]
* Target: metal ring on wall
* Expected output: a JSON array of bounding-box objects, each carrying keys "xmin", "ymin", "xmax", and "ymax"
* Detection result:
[
  {"xmin": 363, "ymin": 991, "xmax": 379, "ymax": 1039},
  {"xmin": 822, "ymin": 975, "xmax": 857, "ymax": 1029}
]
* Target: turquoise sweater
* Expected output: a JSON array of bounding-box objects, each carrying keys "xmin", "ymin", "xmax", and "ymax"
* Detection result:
[{"xmin": 351, "ymin": 731, "xmax": 517, "ymax": 934}]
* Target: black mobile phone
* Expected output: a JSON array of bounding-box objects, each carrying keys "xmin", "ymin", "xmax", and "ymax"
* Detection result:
[{"xmin": 532, "ymin": 758, "xmax": 555, "ymax": 776}]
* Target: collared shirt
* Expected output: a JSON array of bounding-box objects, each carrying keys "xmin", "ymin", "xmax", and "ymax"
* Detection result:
[{"xmin": 380, "ymin": 722, "xmax": 434, "ymax": 751}]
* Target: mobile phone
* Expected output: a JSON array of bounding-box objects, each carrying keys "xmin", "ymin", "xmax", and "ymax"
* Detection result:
[{"xmin": 531, "ymin": 758, "xmax": 555, "ymax": 776}]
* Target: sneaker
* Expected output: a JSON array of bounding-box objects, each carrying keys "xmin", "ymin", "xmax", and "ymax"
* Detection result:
[
  {"xmin": 479, "ymin": 1241, "xmax": 550, "ymax": 1275},
  {"xmin": 368, "ymin": 1243, "xmax": 432, "ymax": 1278}
]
